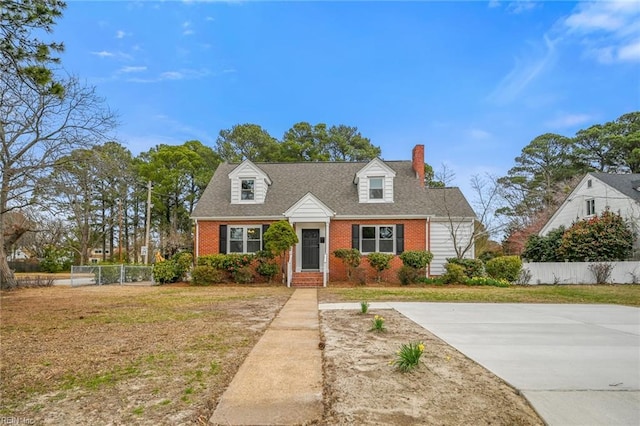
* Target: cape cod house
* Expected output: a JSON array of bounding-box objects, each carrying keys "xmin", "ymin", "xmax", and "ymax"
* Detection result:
[
  {"xmin": 191, "ymin": 145, "xmax": 476, "ymax": 286},
  {"xmin": 539, "ymin": 172, "xmax": 640, "ymax": 260}
]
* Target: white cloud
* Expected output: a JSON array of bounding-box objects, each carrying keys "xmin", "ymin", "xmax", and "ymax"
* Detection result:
[
  {"xmin": 545, "ymin": 113, "xmax": 594, "ymax": 129},
  {"xmin": 488, "ymin": 35, "xmax": 557, "ymax": 104},
  {"xmin": 119, "ymin": 66, "xmax": 147, "ymax": 73},
  {"xmin": 488, "ymin": 0, "xmax": 501, "ymax": 9},
  {"xmin": 618, "ymin": 40, "xmax": 640, "ymax": 62},
  {"xmin": 160, "ymin": 71, "xmax": 184, "ymax": 80},
  {"xmin": 127, "ymin": 68, "xmax": 210, "ymax": 83},
  {"xmin": 469, "ymin": 128, "xmax": 492, "ymax": 140},
  {"xmin": 507, "ymin": 1, "xmax": 538, "ymax": 15},
  {"xmin": 90, "ymin": 50, "xmax": 133, "ymax": 61},
  {"xmin": 562, "ymin": 1, "xmax": 640, "ymax": 63},
  {"xmin": 116, "ymin": 30, "xmax": 127, "ymax": 39},
  {"xmin": 183, "ymin": 21, "xmax": 194, "ymax": 36},
  {"xmin": 91, "ymin": 50, "xmax": 115, "ymax": 58}
]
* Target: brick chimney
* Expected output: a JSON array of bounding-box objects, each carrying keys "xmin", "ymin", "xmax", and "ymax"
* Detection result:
[{"xmin": 412, "ymin": 144, "xmax": 425, "ymax": 186}]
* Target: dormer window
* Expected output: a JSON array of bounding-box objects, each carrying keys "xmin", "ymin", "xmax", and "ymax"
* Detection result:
[
  {"xmin": 369, "ymin": 177, "xmax": 383, "ymax": 200},
  {"xmin": 241, "ymin": 179, "xmax": 255, "ymax": 200},
  {"xmin": 228, "ymin": 160, "xmax": 271, "ymax": 204},
  {"xmin": 354, "ymin": 158, "xmax": 396, "ymax": 204}
]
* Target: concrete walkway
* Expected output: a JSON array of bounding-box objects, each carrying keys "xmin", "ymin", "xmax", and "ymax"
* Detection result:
[
  {"xmin": 210, "ymin": 289, "xmax": 323, "ymax": 425},
  {"xmin": 319, "ymin": 302, "xmax": 640, "ymax": 426}
]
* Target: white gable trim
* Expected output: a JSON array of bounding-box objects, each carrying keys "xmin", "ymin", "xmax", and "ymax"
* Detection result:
[
  {"xmin": 228, "ymin": 160, "xmax": 271, "ymax": 204},
  {"xmin": 354, "ymin": 158, "xmax": 396, "ymax": 204},
  {"xmin": 284, "ymin": 192, "xmax": 336, "ymax": 221},
  {"xmin": 353, "ymin": 158, "xmax": 396, "ymax": 184},
  {"xmin": 227, "ymin": 159, "xmax": 272, "ymax": 183}
]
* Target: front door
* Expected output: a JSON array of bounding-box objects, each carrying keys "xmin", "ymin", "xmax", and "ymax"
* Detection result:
[{"xmin": 301, "ymin": 229, "xmax": 320, "ymax": 270}]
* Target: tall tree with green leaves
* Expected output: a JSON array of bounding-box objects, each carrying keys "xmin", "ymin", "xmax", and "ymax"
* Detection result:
[
  {"xmin": 325, "ymin": 124, "xmax": 381, "ymax": 161},
  {"xmin": 1, "ymin": 0, "xmax": 66, "ymax": 94},
  {"xmin": 280, "ymin": 122, "xmax": 331, "ymax": 162},
  {"xmin": 215, "ymin": 124, "xmax": 280, "ymax": 163},
  {"xmin": 137, "ymin": 142, "xmax": 220, "ymax": 257}
]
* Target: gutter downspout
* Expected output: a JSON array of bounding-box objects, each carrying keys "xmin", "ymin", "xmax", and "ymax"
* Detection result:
[{"xmin": 426, "ymin": 217, "xmax": 431, "ymax": 277}]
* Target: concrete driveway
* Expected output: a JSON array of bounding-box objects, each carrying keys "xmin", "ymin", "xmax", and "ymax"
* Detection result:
[{"xmin": 388, "ymin": 303, "xmax": 640, "ymax": 426}]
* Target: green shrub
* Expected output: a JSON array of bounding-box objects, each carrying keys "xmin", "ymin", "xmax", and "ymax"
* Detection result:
[
  {"xmin": 153, "ymin": 260, "xmax": 181, "ymax": 284},
  {"xmin": 41, "ymin": 245, "xmax": 72, "ymax": 273},
  {"xmin": 558, "ymin": 210, "xmax": 634, "ymax": 261},
  {"xmin": 442, "ymin": 263, "xmax": 466, "ymax": 284},
  {"xmin": 232, "ymin": 266, "xmax": 254, "ymax": 284},
  {"xmin": 333, "ymin": 248, "xmax": 361, "ymax": 281},
  {"xmin": 397, "ymin": 265, "xmax": 423, "ymax": 285},
  {"xmin": 173, "ymin": 252, "xmax": 193, "ymax": 280},
  {"xmin": 197, "ymin": 254, "xmax": 227, "ymax": 269},
  {"xmin": 399, "ymin": 250, "xmax": 433, "ymax": 269},
  {"xmin": 485, "ymin": 255, "xmax": 522, "ymax": 282},
  {"xmin": 446, "ymin": 258, "xmax": 484, "ymax": 278},
  {"xmin": 191, "ymin": 265, "xmax": 225, "ymax": 285},
  {"xmin": 367, "ymin": 252, "xmax": 395, "ymax": 282},
  {"xmin": 256, "ymin": 261, "xmax": 278, "ymax": 282},
  {"xmin": 196, "ymin": 253, "xmax": 255, "ymax": 280}
]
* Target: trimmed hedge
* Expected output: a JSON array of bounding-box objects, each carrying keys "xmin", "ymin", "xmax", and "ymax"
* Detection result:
[{"xmin": 485, "ymin": 256, "xmax": 522, "ymax": 282}]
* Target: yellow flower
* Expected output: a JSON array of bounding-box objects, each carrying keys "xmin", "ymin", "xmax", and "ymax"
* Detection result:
[{"xmin": 418, "ymin": 343, "xmax": 425, "ymax": 352}]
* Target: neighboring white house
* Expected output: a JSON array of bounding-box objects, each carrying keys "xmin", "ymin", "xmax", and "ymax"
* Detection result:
[{"xmin": 539, "ymin": 172, "xmax": 640, "ymax": 259}]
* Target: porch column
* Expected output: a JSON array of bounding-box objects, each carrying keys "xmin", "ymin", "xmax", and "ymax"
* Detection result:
[{"xmin": 323, "ymin": 219, "xmax": 329, "ymax": 287}]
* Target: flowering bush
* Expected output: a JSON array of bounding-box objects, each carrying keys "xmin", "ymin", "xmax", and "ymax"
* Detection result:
[
  {"xmin": 392, "ymin": 342, "xmax": 425, "ymax": 372},
  {"xmin": 464, "ymin": 276, "xmax": 510, "ymax": 287},
  {"xmin": 371, "ymin": 315, "xmax": 386, "ymax": 332},
  {"xmin": 558, "ymin": 210, "xmax": 634, "ymax": 261}
]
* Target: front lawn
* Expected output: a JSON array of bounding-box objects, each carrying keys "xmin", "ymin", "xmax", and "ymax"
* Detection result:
[
  {"xmin": 319, "ymin": 284, "xmax": 640, "ymax": 306},
  {"xmin": 0, "ymin": 285, "xmax": 292, "ymax": 424}
]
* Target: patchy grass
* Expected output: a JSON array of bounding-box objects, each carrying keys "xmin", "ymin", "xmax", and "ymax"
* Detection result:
[
  {"xmin": 0, "ymin": 285, "xmax": 292, "ymax": 424},
  {"xmin": 320, "ymin": 284, "xmax": 640, "ymax": 306}
]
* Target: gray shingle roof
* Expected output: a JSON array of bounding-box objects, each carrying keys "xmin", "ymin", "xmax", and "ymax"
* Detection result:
[
  {"xmin": 192, "ymin": 161, "xmax": 476, "ymax": 219},
  {"xmin": 590, "ymin": 172, "xmax": 640, "ymax": 201}
]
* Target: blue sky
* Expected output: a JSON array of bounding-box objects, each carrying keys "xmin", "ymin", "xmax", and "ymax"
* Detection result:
[{"xmin": 55, "ymin": 1, "xmax": 639, "ymax": 197}]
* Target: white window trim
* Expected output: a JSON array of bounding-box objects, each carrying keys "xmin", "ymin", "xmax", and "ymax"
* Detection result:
[
  {"xmin": 368, "ymin": 177, "xmax": 384, "ymax": 201},
  {"xmin": 360, "ymin": 224, "xmax": 395, "ymax": 254},
  {"xmin": 228, "ymin": 225, "xmax": 263, "ymax": 254},
  {"xmin": 586, "ymin": 198, "xmax": 596, "ymax": 216},
  {"xmin": 240, "ymin": 178, "xmax": 256, "ymax": 202}
]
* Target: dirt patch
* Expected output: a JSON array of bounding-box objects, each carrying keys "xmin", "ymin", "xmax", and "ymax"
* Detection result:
[
  {"xmin": 320, "ymin": 308, "xmax": 543, "ymax": 425},
  {"xmin": 0, "ymin": 285, "xmax": 292, "ymax": 425}
]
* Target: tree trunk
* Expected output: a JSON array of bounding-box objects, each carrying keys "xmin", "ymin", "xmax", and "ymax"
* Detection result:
[{"xmin": 0, "ymin": 244, "xmax": 16, "ymax": 289}]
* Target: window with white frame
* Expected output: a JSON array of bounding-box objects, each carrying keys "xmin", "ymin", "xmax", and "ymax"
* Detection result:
[
  {"xmin": 229, "ymin": 226, "xmax": 262, "ymax": 253},
  {"xmin": 361, "ymin": 225, "xmax": 394, "ymax": 253},
  {"xmin": 241, "ymin": 179, "xmax": 255, "ymax": 200},
  {"xmin": 369, "ymin": 177, "xmax": 383, "ymax": 200},
  {"xmin": 586, "ymin": 199, "xmax": 595, "ymax": 216}
]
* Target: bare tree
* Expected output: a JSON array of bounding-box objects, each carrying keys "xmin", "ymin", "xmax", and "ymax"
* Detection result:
[
  {"xmin": 0, "ymin": 74, "xmax": 116, "ymax": 288},
  {"xmin": 434, "ymin": 165, "xmax": 506, "ymax": 259}
]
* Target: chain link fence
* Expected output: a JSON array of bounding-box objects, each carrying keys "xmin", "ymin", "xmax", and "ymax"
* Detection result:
[{"xmin": 70, "ymin": 265, "xmax": 154, "ymax": 287}]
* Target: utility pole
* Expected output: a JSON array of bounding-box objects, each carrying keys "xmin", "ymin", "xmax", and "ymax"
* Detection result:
[{"xmin": 144, "ymin": 181, "xmax": 152, "ymax": 265}]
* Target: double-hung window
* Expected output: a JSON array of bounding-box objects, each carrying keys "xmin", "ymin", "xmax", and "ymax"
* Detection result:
[
  {"xmin": 369, "ymin": 177, "xmax": 383, "ymax": 200},
  {"xmin": 241, "ymin": 179, "xmax": 255, "ymax": 200},
  {"xmin": 229, "ymin": 226, "xmax": 262, "ymax": 253},
  {"xmin": 586, "ymin": 199, "xmax": 595, "ymax": 216},
  {"xmin": 361, "ymin": 225, "xmax": 394, "ymax": 253}
]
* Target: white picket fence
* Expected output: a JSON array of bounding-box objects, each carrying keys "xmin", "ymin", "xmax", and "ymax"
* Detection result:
[{"xmin": 522, "ymin": 261, "xmax": 640, "ymax": 285}]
